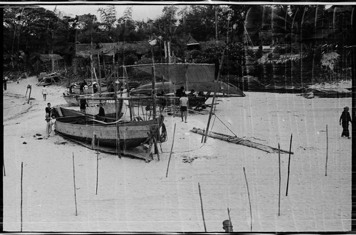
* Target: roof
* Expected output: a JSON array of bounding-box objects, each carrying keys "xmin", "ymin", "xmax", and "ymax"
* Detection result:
[
  {"xmin": 75, "ymin": 42, "xmax": 151, "ymax": 58},
  {"xmin": 186, "ymin": 34, "xmax": 200, "ymax": 46}
]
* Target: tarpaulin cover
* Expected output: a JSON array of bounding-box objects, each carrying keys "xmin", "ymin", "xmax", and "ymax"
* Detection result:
[
  {"xmin": 128, "ymin": 63, "xmax": 244, "ymax": 96},
  {"xmin": 130, "ymin": 63, "xmax": 215, "ymax": 85}
]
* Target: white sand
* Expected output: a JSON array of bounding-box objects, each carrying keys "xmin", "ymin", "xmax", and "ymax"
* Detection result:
[{"xmin": 3, "ymin": 76, "xmax": 351, "ymax": 232}]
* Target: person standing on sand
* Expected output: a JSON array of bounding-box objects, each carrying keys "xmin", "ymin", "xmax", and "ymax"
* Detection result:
[
  {"xmin": 339, "ymin": 106, "xmax": 352, "ymax": 138},
  {"xmin": 4, "ymin": 76, "xmax": 8, "ymax": 90},
  {"xmin": 80, "ymin": 80, "xmax": 87, "ymax": 94},
  {"xmin": 222, "ymin": 219, "xmax": 233, "ymax": 232},
  {"xmin": 45, "ymin": 103, "xmax": 52, "ymax": 137},
  {"xmin": 42, "ymin": 85, "xmax": 48, "ymax": 101},
  {"xmin": 80, "ymin": 98, "xmax": 88, "ymax": 113},
  {"xmin": 179, "ymin": 93, "xmax": 189, "ymax": 123},
  {"xmin": 98, "ymin": 103, "xmax": 105, "ymax": 116}
]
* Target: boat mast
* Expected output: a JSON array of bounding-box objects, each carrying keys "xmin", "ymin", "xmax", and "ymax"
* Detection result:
[
  {"xmin": 97, "ymin": 50, "xmax": 101, "ymax": 93},
  {"xmin": 151, "ymin": 45, "xmax": 157, "ymax": 120}
]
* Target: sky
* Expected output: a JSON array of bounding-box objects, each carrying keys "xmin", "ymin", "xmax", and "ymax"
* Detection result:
[{"xmin": 41, "ymin": 5, "xmax": 168, "ymax": 21}]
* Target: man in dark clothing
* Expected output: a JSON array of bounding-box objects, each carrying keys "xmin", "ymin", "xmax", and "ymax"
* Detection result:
[
  {"xmin": 175, "ymin": 86, "xmax": 185, "ymax": 98},
  {"xmin": 98, "ymin": 103, "xmax": 105, "ymax": 117},
  {"xmin": 93, "ymin": 83, "xmax": 98, "ymax": 93},
  {"xmin": 45, "ymin": 102, "xmax": 52, "ymax": 118},
  {"xmin": 80, "ymin": 99, "xmax": 88, "ymax": 113},
  {"xmin": 339, "ymin": 106, "xmax": 352, "ymax": 138},
  {"xmin": 222, "ymin": 219, "xmax": 233, "ymax": 232},
  {"xmin": 79, "ymin": 80, "xmax": 87, "ymax": 94},
  {"xmin": 4, "ymin": 76, "xmax": 8, "ymax": 90}
]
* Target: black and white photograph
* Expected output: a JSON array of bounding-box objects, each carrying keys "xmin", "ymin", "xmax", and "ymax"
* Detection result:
[{"xmin": 2, "ymin": 2, "xmax": 354, "ymax": 233}]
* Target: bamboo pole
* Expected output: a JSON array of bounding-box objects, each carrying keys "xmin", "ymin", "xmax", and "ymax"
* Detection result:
[
  {"xmin": 114, "ymin": 82, "xmax": 121, "ymax": 158},
  {"xmin": 96, "ymin": 150, "xmax": 99, "ymax": 195},
  {"xmin": 3, "ymin": 155, "xmax": 5, "ymax": 176},
  {"xmin": 203, "ymin": 52, "xmax": 225, "ymax": 143},
  {"xmin": 166, "ymin": 123, "xmax": 176, "ymax": 178},
  {"xmin": 278, "ymin": 144, "xmax": 281, "ymax": 216},
  {"xmin": 77, "ymin": 96, "xmax": 158, "ymax": 101},
  {"xmin": 27, "ymin": 86, "xmax": 31, "ymax": 104},
  {"xmin": 227, "ymin": 207, "xmax": 232, "ymax": 226},
  {"xmin": 153, "ymin": 136, "xmax": 160, "ymax": 161},
  {"xmin": 72, "ymin": 153, "xmax": 78, "ymax": 216},
  {"xmin": 203, "ymin": 95, "xmax": 216, "ymax": 143},
  {"xmin": 243, "ymin": 167, "xmax": 252, "ymax": 231},
  {"xmin": 192, "ymin": 128, "xmax": 292, "ymax": 154},
  {"xmin": 198, "ymin": 182, "xmax": 207, "ymax": 232},
  {"xmin": 20, "ymin": 162, "xmax": 23, "ymax": 232},
  {"xmin": 151, "ymin": 47, "xmax": 157, "ymax": 120},
  {"xmin": 97, "ymin": 52, "xmax": 101, "ymax": 91},
  {"xmin": 325, "ymin": 125, "xmax": 328, "ymax": 176},
  {"xmin": 286, "ymin": 134, "xmax": 293, "ymax": 196}
]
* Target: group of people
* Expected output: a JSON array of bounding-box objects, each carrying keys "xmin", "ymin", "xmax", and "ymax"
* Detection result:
[{"xmin": 37, "ymin": 81, "xmax": 352, "ymax": 141}]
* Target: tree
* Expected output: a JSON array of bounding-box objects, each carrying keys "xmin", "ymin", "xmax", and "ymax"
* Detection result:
[{"xmin": 98, "ymin": 6, "xmax": 116, "ymax": 31}]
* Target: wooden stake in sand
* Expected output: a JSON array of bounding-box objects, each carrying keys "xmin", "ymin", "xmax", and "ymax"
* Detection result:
[
  {"xmin": 227, "ymin": 207, "xmax": 232, "ymax": 224},
  {"xmin": 153, "ymin": 136, "xmax": 160, "ymax": 161},
  {"xmin": 286, "ymin": 134, "xmax": 293, "ymax": 196},
  {"xmin": 20, "ymin": 162, "xmax": 23, "ymax": 232},
  {"xmin": 114, "ymin": 82, "xmax": 121, "ymax": 159},
  {"xmin": 325, "ymin": 125, "xmax": 328, "ymax": 176},
  {"xmin": 198, "ymin": 183, "xmax": 207, "ymax": 232},
  {"xmin": 27, "ymin": 85, "xmax": 32, "ymax": 104},
  {"xmin": 243, "ymin": 167, "xmax": 253, "ymax": 231},
  {"xmin": 166, "ymin": 123, "xmax": 176, "ymax": 178},
  {"xmin": 96, "ymin": 151, "xmax": 99, "ymax": 195},
  {"xmin": 72, "ymin": 153, "xmax": 78, "ymax": 216},
  {"xmin": 3, "ymin": 156, "xmax": 6, "ymax": 176},
  {"xmin": 278, "ymin": 144, "xmax": 281, "ymax": 216}
]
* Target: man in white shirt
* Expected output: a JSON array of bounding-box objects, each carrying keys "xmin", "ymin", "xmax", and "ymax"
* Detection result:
[
  {"xmin": 42, "ymin": 85, "xmax": 48, "ymax": 101},
  {"xmin": 179, "ymin": 93, "xmax": 189, "ymax": 123}
]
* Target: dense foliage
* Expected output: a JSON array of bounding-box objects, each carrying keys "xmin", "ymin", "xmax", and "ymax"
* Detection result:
[{"xmin": 3, "ymin": 5, "xmax": 354, "ymax": 87}]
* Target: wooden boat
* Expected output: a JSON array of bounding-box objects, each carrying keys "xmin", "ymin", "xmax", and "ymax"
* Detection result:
[
  {"xmin": 56, "ymin": 62, "xmax": 167, "ymax": 160},
  {"xmin": 53, "ymin": 106, "xmax": 163, "ymax": 157}
]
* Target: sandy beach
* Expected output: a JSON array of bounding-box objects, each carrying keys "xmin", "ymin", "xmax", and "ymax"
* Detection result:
[{"xmin": 3, "ymin": 76, "xmax": 352, "ymax": 232}]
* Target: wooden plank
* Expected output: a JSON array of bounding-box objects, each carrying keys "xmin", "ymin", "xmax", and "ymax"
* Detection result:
[{"xmin": 190, "ymin": 127, "xmax": 293, "ymax": 154}]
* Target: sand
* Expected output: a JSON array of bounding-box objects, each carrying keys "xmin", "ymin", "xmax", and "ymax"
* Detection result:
[{"xmin": 3, "ymin": 76, "xmax": 351, "ymax": 232}]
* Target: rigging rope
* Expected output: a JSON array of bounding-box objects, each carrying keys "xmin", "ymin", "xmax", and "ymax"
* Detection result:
[{"xmin": 212, "ymin": 113, "xmax": 237, "ymax": 137}]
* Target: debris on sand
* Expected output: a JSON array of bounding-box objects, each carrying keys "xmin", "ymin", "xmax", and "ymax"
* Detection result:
[
  {"xmin": 190, "ymin": 127, "xmax": 293, "ymax": 154},
  {"xmin": 182, "ymin": 155, "xmax": 198, "ymax": 163},
  {"xmin": 23, "ymin": 142, "xmax": 27, "ymax": 144},
  {"xmin": 54, "ymin": 141, "xmax": 67, "ymax": 145}
]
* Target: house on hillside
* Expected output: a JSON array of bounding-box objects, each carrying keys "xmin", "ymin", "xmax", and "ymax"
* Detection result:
[
  {"xmin": 73, "ymin": 42, "xmax": 153, "ymax": 78},
  {"xmin": 31, "ymin": 54, "xmax": 64, "ymax": 74}
]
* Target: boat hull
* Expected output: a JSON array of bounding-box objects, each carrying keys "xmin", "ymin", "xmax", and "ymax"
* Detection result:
[{"xmin": 54, "ymin": 107, "xmax": 160, "ymax": 150}]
